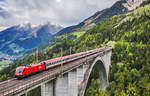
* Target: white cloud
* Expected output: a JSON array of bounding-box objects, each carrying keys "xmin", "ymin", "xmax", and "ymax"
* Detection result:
[
  {"xmin": 0, "ymin": 0, "xmax": 119, "ymax": 29},
  {"xmin": 56, "ymin": 0, "xmax": 62, "ymax": 3}
]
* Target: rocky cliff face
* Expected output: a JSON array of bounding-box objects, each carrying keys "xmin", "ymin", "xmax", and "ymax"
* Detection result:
[{"xmin": 123, "ymin": 0, "xmax": 146, "ymax": 10}]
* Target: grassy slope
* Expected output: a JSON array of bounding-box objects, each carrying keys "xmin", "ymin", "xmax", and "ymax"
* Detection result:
[{"xmin": 0, "ymin": 60, "xmax": 11, "ymax": 70}]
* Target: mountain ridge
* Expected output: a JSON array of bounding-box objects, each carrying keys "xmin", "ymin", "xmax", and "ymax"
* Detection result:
[
  {"xmin": 36, "ymin": 0, "xmax": 146, "ymax": 53},
  {"xmin": 56, "ymin": 0, "xmax": 145, "ymax": 36}
]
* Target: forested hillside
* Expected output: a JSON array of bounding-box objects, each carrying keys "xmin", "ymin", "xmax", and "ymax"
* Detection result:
[
  {"xmin": 0, "ymin": 2, "xmax": 149, "ymax": 96},
  {"xmin": 82, "ymin": 5, "xmax": 150, "ymax": 96},
  {"xmin": 83, "ymin": 5, "xmax": 150, "ymax": 96}
]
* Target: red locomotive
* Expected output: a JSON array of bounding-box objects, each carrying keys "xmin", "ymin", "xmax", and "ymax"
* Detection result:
[
  {"xmin": 15, "ymin": 48, "xmax": 104, "ymax": 79},
  {"xmin": 15, "ymin": 63, "xmax": 46, "ymax": 78}
]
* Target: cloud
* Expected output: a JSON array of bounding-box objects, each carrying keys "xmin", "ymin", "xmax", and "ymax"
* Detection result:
[{"xmin": 0, "ymin": 0, "xmax": 119, "ymax": 30}]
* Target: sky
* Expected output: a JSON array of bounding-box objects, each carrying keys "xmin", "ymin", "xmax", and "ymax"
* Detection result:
[{"xmin": 0, "ymin": 0, "xmax": 119, "ymax": 30}]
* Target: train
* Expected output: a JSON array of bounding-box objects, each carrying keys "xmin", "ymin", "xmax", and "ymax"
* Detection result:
[{"xmin": 15, "ymin": 48, "xmax": 104, "ymax": 79}]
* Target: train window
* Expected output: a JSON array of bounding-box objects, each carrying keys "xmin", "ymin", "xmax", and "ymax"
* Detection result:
[{"xmin": 16, "ymin": 68, "xmax": 22, "ymax": 73}]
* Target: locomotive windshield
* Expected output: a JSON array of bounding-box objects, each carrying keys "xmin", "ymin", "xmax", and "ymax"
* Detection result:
[{"xmin": 16, "ymin": 68, "xmax": 22, "ymax": 73}]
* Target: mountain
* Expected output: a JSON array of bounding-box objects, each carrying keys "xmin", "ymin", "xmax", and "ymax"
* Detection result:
[
  {"xmin": 39, "ymin": 0, "xmax": 146, "ymax": 51},
  {"xmin": 0, "ymin": 0, "xmax": 145, "ymax": 59},
  {"xmin": 82, "ymin": 0, "xmax": 146, "ymax": 25},
  {"xmin": 0, "ymin": 23, "xmax": 63, "ymax": 57},
  {"xmin": 56, "ymin": 0, "xmax": 146, "ymax": 36},
  {"xmin": 39, "ymin": 0, "xmax": 145, "ymax": 52},
  {"xmin": 42, "ymin": 0, "xmax": 146, "ymax": 50}
]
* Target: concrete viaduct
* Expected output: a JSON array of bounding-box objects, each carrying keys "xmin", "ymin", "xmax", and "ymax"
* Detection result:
[{"xmin": 0, "ymin": 47, "xmax": 112, "ymax": 96}]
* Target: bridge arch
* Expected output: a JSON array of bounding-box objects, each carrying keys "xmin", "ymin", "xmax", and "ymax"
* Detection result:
[
  {"xmin": 87, "ymin": 57, "xmax": 108, "ymax": 88},
  {"xmin": 88, "ymin": 59, "xmax": 108, "ymax": 89},
  {"xmin": 80, "ymin": 55, "xmax": 111, "ymax": 96}
]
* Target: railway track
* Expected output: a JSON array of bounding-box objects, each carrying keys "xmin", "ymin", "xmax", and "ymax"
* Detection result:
[{"xmin": 0, "ymin": 66, "xmax": 60, "ymax": 96}]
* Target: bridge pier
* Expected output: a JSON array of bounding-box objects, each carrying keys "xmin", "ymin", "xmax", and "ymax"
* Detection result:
[
  {"xmin": 68, "ymin": 69, "xmax": 77, "ymax": 96},
  {"xmin": 77, "ymin": 65, "xmax": 84, "ymax": 89},
  {"xmin": 41, "ymin": 81, "xmax": 54, "ymax": 96},
  {"xmin": 55, "ymin": 74, "xmax": 68, "ymax": 96}
]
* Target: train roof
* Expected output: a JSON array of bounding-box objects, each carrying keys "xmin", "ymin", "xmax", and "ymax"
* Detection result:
[
  {"xmin": 15, "ymin": 48, "xmax": 103, "ymax": 69},
  {"xmin": 16, "ymin": 66, "xmax": 26, "ymax": 69},
  {"xmin": 44, "ymin": 51, "xmax": 86, "ymax": 64}
]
